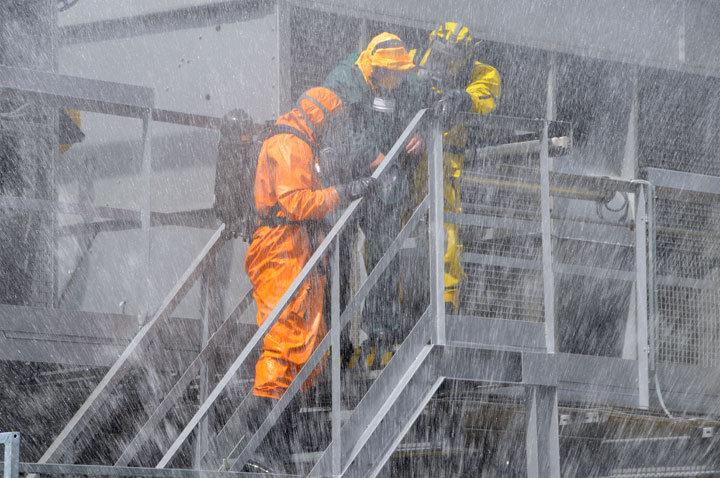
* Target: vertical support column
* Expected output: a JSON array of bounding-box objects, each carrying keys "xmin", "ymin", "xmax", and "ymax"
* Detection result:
[
  {"xmin": 428, "ymin": 120, "xmax": 445, "ymax": 345},
  {"xmin": 140, "ymin": 109, "xmax": 153, "ymax": 326},
  {"xmin": 634, "ymin": 185, "xmax": 649, "ymax": 409},
  {"xmin": 539, "ymin": 120, "xmax": 555, "ymax": 353},
  {"xmin": 541, "ymin": 54, "xmax": 557, "ymax": 353},
  {"xmin": 330, "ymin": 237, "xmax": 342, "ymax": 476},
  {"xmin": 678, "ymin": 0, "xmax": 686, "ymax": 63},
  {"xmin": 1, "ymin": 432, "xmax": 20, "ymax": 478},
  {"xmin": 525, "ymin": 386, "xmax": 560, "ymax": 478},
  {"xmin": 621, "ymin": 68, "xmax": 640, "ymax": 359},
  {"xmin": 194, "ymin": 255, "xmax": 217, "ymax": 467},
  {"xmin": 546, "ymin": 53, "xmax": 557, "ymax": 121},
  {"xmin": 276, "ymin": 0, "xmax": 292, "ymax": 116}
]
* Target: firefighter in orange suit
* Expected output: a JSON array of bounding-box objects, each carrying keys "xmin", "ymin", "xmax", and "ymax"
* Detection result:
[{"xmin": 245, "ymin": 86, "xmax": 375, "ymax": 400}]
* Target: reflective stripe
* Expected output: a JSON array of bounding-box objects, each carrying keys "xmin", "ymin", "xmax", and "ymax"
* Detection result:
[
  {"xmin": 450, "ymin": 22, "xmax": 464, "ymax": 43},
  {"xmin": 371, "ymin": 39, "xmax": 406, "ymax": 55}
]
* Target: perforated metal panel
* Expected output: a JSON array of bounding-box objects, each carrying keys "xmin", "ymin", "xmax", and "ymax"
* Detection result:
[{"xmin": 654, "ymin": 191, "xmax": 720, "ymax": 367}]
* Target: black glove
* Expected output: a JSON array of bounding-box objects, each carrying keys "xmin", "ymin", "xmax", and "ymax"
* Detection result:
[
  {"xmin": 433, "ymin": 89, "xmax": 472, "ymax": 122},
  {"xmin": 335, "ymin": 177, "xmax": 377, "ymax": 203}
]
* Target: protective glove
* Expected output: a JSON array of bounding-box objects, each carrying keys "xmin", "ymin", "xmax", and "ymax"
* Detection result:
[
  {"xmin": 335, "ymin": 177, "xmax": 377, "ymax": 203},
  {"xmin": 433, "ymin": 89, "xmax": 473, "ymax": 122}
]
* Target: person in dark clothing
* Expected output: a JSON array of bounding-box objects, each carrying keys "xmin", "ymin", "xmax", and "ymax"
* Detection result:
[{"xmin": 323, "ymin": 32, "xmax": 423, "ymax": 353}]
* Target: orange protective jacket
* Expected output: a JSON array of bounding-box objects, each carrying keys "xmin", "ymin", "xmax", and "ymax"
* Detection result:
[{"xmin": 244, "ymin": 90, "xmax": 342, "ymax": 399}]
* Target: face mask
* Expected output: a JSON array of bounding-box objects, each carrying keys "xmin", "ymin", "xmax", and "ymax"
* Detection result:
[{"xmin": 421, "ymin": 40, "xmax": 467, "ymax": 87}]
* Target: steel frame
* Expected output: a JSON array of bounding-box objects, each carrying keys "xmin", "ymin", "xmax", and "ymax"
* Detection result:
[{"xmin": 12, "ymin": 44, "xmax": 720, "ymax": 475}]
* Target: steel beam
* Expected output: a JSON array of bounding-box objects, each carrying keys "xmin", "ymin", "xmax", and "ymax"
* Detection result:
[
  {"xmin": 16, "ymin": 462, "xmax": 297, "ymax": 478},
  {"xmin": 0, "ymin": 305, "xmax": 203, "ymax": 367},
  {"xmin": 60, "ymin": 0, "xmax": 275, "ymax": 45},
  {"xmin": 646, "ymin": 167, "xmax": 720, "ymax": 195},
  {"xmin": 37, "ymin": 225, "xmax": 226, "ymax": 465},
  {"xmin": 0, "ymin": 64, "xmax": 153, "ymax": 117},
  {"xmin": 445, "ymin": 315, "xmax": 545, "ymax": 352}
]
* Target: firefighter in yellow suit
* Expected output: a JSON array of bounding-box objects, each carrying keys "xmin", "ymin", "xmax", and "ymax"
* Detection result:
[{"xmin": 409, "ymin": 22, "xmax": 501, "ymax": 311}]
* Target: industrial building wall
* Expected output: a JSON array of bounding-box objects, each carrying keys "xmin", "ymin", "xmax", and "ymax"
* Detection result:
[{"xmin": 54, "ymin": 5, "xmax": 280, "ymax": 320}]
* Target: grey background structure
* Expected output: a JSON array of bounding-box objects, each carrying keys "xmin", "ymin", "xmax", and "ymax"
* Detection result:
[{"xmin": 4, "ymin": 0, "xmax": 720, "ymax": 476}]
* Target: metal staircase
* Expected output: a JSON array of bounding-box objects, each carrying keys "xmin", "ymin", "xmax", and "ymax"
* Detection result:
[{"xmin": 14, "ymin": 95, "xmax": 720, "ymax": 477}]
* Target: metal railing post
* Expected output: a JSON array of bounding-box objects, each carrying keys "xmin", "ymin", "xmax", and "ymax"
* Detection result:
[
  {"xmin": 330, "ymin": 236, "xmax": 341, "ymax": 476},
  {"xmin": 632, "ymin": 181, "xmax": 650, "ymax": 409},
  {"xmin": 140, "ymin": 108, "xmax": 153, "ymax": 326},
  {"xmin": 1, "ymin": 432, "xmax": 20, "ymax": 478},
  {"xmin": 194, "ymin": 254, "xmax": 217, "ymax": 467},
  {"xmin": 429, "ymin": 119, "xmax": 446, "ymax": 345},
  {"xmin": 539, "ymin": 120, "xmax": 556, "ymax": 352}
]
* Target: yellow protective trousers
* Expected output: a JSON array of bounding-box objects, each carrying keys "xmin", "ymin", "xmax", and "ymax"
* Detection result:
[{"xmin": 409, "ymin": 125, "xmax": 468, "ymax": 310}]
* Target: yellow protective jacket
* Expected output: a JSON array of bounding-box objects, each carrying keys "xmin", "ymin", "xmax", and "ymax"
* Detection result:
[{"xmin": 409, "ymin": 48, "xmax": 501, "ymax": 308}]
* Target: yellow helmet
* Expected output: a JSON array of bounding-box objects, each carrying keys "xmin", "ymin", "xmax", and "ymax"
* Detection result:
[
  {"xmin": 355, "ymin": 32, "xmax": 415, "ymax": 90},
  {"xmin": 429, "ymin": 22, "xmax": 473, "ymax": 51}
]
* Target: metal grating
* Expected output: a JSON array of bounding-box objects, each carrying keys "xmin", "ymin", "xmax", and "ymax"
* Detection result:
[
  {"xmin": 656, "ymin": 286, "xmax": 720, "ymax": 367},
  {"xmin": 654, "ymin": 189, "xmax": 720, "ymax": 366},
  {"xmin": 460, "ymin": 263, "xmax": 545, "ymax": 322},
  {"xmin": 458, "ymin": 161, "xmax": 544, "ymax": 322}
]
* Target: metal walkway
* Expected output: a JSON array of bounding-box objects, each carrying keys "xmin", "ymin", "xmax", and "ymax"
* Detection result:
[{"xmin": 7, "ymin": 68, "xmax": 720, "ymax": 476}]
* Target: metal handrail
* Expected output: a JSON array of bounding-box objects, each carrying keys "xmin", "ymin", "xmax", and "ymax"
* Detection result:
[
  {"xmin": 227, "ymin": 194, "xmax": 431, "ymax": 472},
  {"xmin": 155, "ymin": 108, "xmax": 430, "ymax": 469},
  {"xmin": 37, "ymin": 225, "xmax": 227, "ymax": 465}
]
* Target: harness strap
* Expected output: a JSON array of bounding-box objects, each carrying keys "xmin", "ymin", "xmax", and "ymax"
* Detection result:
[{"xmin": 258, "ymin": 124, "xmax": 324, "ymax": 230}]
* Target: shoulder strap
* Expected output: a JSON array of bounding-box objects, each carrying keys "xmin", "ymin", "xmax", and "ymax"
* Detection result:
[
  {"xmin": 269, "ymin": 124, "xmax": 318, "ymax": 158},
  {"xmin": 260, "ymin": 124, "xmax": 324, "ymax": 229}
]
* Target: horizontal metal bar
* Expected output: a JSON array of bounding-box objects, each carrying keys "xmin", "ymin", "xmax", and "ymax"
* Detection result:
[
  {"xmin": 446, "ymin": 211, "xmax": 540, "ymax": 233},
  {"xmin": 152, "ymin": 110, "xmax": 222, "ymax": 130},
  {"xmin": 647, "ymin": 167, "xmax": 720, "ymax": 195},
  {"xmin": 435, "ymin": 346, "xmax": 523, "ymax": 383},
  {"xmin": 57, "ymin": 209, "xmax": 219, "ymax": 236},
  {"xmin": 13, "ymin": 462, "xmax": 298, "ymax": 478},
  {"xmin": 459, "ymin": 112, "xmax": 568, "ymax": 133},
  {"xmin": 0, "ymin": 196, "xmax": 138, "ymax": 220},
  {"xmin": 0, "ymin": 65, "xmax": 153, "ymax": 117},
  {"xmin": 446, "ymin": 315, "xmax": 545, "ymax": 351},
  {"xmin": 60, "ymin": 0, "xmax": 275, "ymax": 45},
  {"xmin": 655, "ymin": 274, "xmax": 720, "ymax": 291},
  {"xmin": 463, "ymin": 251, "xmax": 635, "ymax": 281}
]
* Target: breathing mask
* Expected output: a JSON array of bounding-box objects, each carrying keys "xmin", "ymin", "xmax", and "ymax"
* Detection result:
[{"xmin": 419, "ymin": 39, "xmax": 468, "ymax": 89}]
